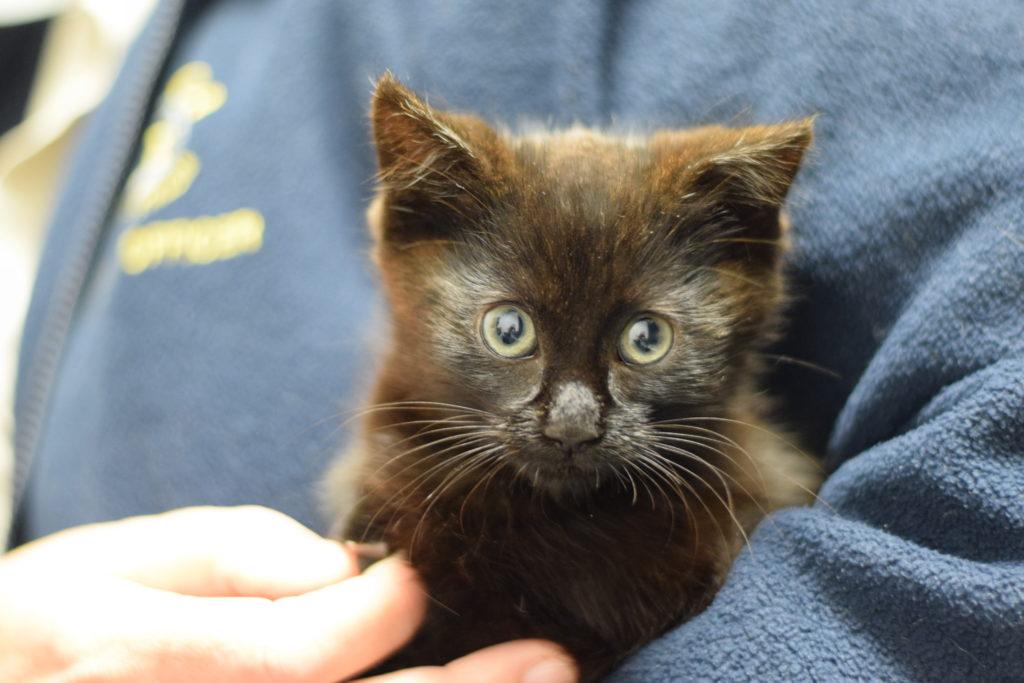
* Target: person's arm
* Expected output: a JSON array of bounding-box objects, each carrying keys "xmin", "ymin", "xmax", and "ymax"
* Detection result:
[{"xmin": 0, "ymin": 505, "xmax": 577, "ymax": 683}]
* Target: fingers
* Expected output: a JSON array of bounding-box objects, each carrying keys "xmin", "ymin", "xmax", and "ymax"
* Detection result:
[
  {"xmin": 3, "ymin": 509, "xmax": 425, "ymax": 683},
  {"xmin": 147, "ymin": 506, "xmax": 359, "ymax": 597},
  {"xmin": 257, "ymin": 555, "xmax": 427, "ymax": 681},
  {"xmin": 91, "ymin": 555, "xmax": 426, "ymax": 683},
  {"xmin": 2, "ymin": 512, "xmax": 572, "ymax": 683},
  {"xmin": 7, "ymin": 506, "xmax": 359, "ymax": 598},
  {"xmin": 355, "ymin": 640, "xmax": 578, "ymax": 683}
]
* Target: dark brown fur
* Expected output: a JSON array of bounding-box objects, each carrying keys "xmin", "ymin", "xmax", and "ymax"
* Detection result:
[{"xmin": 325, "ymin": 74, "xmax": 820, "ymax": 681}]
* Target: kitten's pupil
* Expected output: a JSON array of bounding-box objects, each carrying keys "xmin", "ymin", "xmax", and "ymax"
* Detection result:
[
  {"xmin": 630, "ymin": 318, "xmax": 660, "ymax": 355},
  {"xmin": 495, "ymin": 309, "xmax": 525, "ymax": 346}
]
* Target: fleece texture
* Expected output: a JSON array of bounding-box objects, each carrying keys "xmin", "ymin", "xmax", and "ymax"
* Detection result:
[{"xmin": 13, "ymin": 0, "xmax": 1024, "ymax": 679}]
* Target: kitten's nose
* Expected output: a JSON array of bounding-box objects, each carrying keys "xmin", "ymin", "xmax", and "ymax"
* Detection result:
[{"xmin": 543, "ymin": 381, "xmax": 604, "ymax": 451}]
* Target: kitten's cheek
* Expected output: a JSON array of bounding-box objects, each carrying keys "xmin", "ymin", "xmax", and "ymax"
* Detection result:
[
  {"xmin": 606, "ymin": 370, "xmax": 637, "ymax": 405},
  {"xmin": 492, "ymin": 370, "xmax": 544, "ymax": 408},
  {"xmin": 503, "ymin": 388, "xmax": 541, "ymax": 409}
]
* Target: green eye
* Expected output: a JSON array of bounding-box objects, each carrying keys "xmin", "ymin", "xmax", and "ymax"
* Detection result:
[
  {"xmin": 619, "ymin": 315, "xmax": 673, "ymax": 365},
  {"xmin": 481, "ymin": 305, "xmax": 537, "ymax": 358}
]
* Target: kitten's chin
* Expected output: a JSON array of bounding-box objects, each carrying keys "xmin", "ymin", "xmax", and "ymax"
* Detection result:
[{"xmin": 512, "ymin": 446, "xmax": 613, "ymax": 500}]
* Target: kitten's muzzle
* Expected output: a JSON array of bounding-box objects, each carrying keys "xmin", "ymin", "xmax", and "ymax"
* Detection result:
[
  {"xmin": 542, "ymin": 381, "xmax": 604, "ymax": 452},
  {"xmin": 542, "ymin": 421, "xmax": 603, "ymax": 452}
]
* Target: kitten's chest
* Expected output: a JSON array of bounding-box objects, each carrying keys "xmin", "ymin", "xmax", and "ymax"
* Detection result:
[{"xmin": 388, "ymin": 499, "xmax": 731, "ymax": 662}]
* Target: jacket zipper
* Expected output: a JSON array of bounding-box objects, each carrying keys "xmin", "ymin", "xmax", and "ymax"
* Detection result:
[{"xmin": 7, "ymin": 0, "xmax": 187, "ymax": 547}]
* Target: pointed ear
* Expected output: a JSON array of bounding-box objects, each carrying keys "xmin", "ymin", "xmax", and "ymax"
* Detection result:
[
  {"xmin": 693, "ymin": 119, "xmax": 813, "ymax": 223},
  {"xmin": 369, "ymin": 74, "xmax": 507, "ymax": 245},
  {"xmin": 652, "ymin": 119, "xmax": 814, "ymax": 263}
]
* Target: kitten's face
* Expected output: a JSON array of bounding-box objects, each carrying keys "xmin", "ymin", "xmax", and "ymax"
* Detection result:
[{"xmin": 368, "ymin": 76, "xmax": 811, "ymax": 498}]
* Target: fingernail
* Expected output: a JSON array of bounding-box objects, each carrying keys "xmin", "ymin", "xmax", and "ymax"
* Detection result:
[{"xmin": 522, "ymin": 656, "xmax": 577, "ymax": 683}]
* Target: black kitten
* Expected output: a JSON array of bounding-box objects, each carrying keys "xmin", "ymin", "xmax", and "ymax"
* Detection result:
[{"xmin": 325, "ymin": 74, "xmax": 820, "ymax": 681}]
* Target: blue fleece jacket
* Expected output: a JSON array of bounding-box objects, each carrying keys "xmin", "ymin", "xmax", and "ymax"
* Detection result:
[{"xmin": 13, "ymin": 1, "xmax": 1024, "ymax": 680}]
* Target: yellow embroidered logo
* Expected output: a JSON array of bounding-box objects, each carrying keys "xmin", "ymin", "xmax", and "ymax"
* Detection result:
[
  {"xmin": 117, "ymin": 62, "xmax": 266, "ymax": 275},
  {"xmin": 118, "ymin": 208, "xmax": 264, "ymax": 275}
]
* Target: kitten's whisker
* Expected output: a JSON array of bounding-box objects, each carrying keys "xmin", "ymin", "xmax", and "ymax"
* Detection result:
[
  {"xmin": 651, "ymin": 434, "xmax": 768, "ymax": 512},
  {"xmin": 380, "ymin": 430, "xmax": 497, "ymax": 466},
  {"xmin": 340, "ymin": 404, "xmax": 464, "ymax": 427},
  {"xmin": 636, "ymin": 468, "xmax": 660, "ymax": 514},
  {"xmin": 637, "ymin": 447, "xmax": 727, "ymax": 550},
  {"xmin": 622, "ymin": 458, "xmax": 662, "ymax": 511},
  {"xmin": 654, "ymin": 437, "xmax": 771, "ymax": 524},
  {"xmin": 459, "ymin": 450, "xmax": 506, "ymax": 528},
  {"xmin": 626, "ymin": 467, "xmax": 641, "ymax": 506},
  {"xmin": 611, "ymin": 466, "xmax": 638, "ymax": 505},
  {"xmin": 626, "ymin": 458, "xmax": 675, "ymax": 528},
  {"xmin": 411, "ymin": 447, "xmax": 502, "ymax": 557},
  {"xmin": 374, "ymin": 444, "xmax": 494, "ymax": 545},
  {"xmin": 344, "ymin": 428, "xmax": 493, "ymax": 521},
  {"xmin": 385, "ymin": 436, "xmax": 497, "ymax": 509},
  {"xmin": 480, "ymin": 453, "xmax": 506, "ymax": 495},
  {"xmin": 343, "ymin": 400, "xmax": 494, "ymax": 421},
  {"xmin": 637, "ymin": 459, "xmax": 678, "ymax": 546},
  {"xmin": 656, "ymin": 416, "xmax": 807, "ymax": 455},
  {"xmin": 650, "ymin": 421, "xmax": 772, "ymax": 504},
  {"xmin": 645, "ymin": 448, "xmax": 753, "ymax": 553},
  {"xmin": 359, "ymin": 435, "xmax": 497, "ymax": 539},
  {"xmin": 339, "ymin": 404, "xmax": 481, "ymax": 430},
  {"xmin": 628, "ymin": 455, "xmax": 688, "ymax": 548},
  {"xmin": 370, "ymin": 416, "xmax": 482, "ymax": 432},
  {"xmin": 755, "ymin": 352, "xmax": 842, "ymax": 380},
  {"xmin": 650, "ymin": 438, "xmax": 765, "ymax": 521},
  {"xmin": 653, "ymin": 427, "xmax": 746, "ymax": 459},
  {"xmin": 655, "ymin": 417, "xmax": 828, "ymax": 510},
  {"xmin": 378, "ymin": 421, "xmax": 493, "ymax": 453},
  {"xmin": 650, "ymin": 422, "xmax": 744, "ymax": 450},
  {"xmin": 363, "ymin": 429, "xmax": 498, "ymax": 488},
  {"xmin": 652, "ymin": 425, "xmax": 767, "ymax": 488},
  {"xmin": 422, "ymin": 446, "xmax": 498, "ymax": 504}
]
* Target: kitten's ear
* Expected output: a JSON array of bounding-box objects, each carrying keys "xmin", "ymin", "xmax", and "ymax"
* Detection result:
[
  {"xmin": 654, "ymin": 119, "xmax": 814, "ymax": 260},
  {"xmin": 695, "ymin": 119, "xmax": 812, "ymax": 222},
  {"xmin": 369, "ymin": 73, "xmax": 506, "ymax": 245}
]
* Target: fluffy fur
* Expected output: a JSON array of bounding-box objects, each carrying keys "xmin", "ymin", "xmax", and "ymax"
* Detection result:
[{"xmin": 325, "ymin": 74, "xmax": 820, "ymax": 681}]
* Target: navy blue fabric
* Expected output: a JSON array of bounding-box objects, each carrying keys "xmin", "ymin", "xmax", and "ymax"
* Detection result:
[{"xmin": 14, "ymin": 1, "xmax": 1024, "ymax": 680}]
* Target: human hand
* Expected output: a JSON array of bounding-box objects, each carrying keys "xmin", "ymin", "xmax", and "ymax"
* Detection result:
[{"xmin": 0, "ymin": 505, "xmax": 576, "ymax": 683}]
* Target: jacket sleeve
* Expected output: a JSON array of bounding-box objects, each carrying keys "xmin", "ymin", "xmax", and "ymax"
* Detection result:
[{"xmin": 609, "ymin": 127, "xmax": 1024, "ymax": 682}]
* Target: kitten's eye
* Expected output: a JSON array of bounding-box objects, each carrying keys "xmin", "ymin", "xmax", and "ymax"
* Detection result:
[
  {"xmin": 619, "ymin": 315, "xmax": 673, "ymax": 365},
  {"xmin": 481, "ymin": 305, "xmax": 537, "ymax": 359}
]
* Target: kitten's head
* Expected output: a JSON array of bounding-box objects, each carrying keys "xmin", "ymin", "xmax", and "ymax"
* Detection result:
[{"xmin": 366, "ymin": 74, "xmax": 812, "ymax": 499}]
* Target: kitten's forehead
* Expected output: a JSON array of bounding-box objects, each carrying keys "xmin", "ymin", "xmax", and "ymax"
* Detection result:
[
  {"xmin": 455, "ymin": 203, "xmax": 689, "ymax": 327},
  {"xmin": 461, "ymin": 134, "xmax": 685, "ymax": 315},
  {"xmin": 509, "ymin": 129, "xmax": 652, "ymax": 210},
  {"xmin": 512, "ymin": 126, "xmax": 649, "ymax": 175}
]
